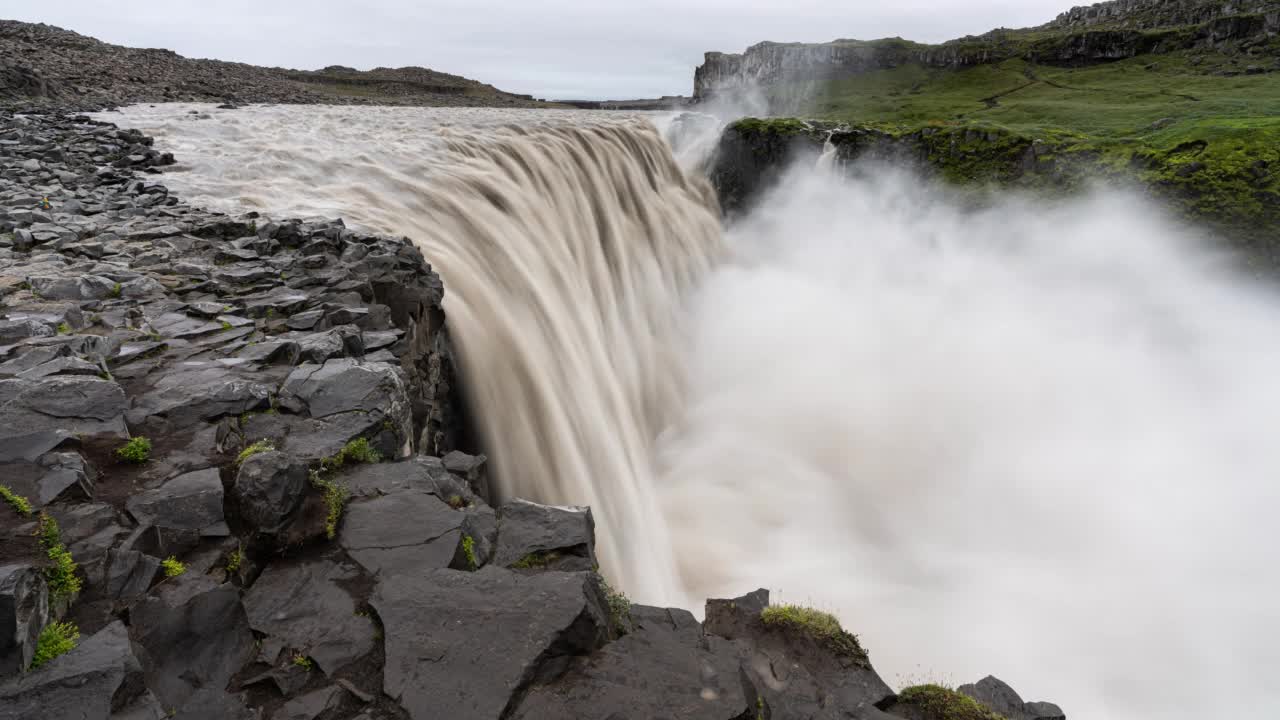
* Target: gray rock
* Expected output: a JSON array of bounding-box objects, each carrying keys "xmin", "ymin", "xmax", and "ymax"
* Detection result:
[
  {"xmin": 129, "ymin": 363, "xmax": 271, "ymax": 426},
  {"xmin": 372, "ymin": 566, "xmax": 609, "ymax": 720},
  {"xmin": 126, "ymin": 468, "xmax": 226, "ymax": 536},
  {"xmin": 704, "ymin": 589, "xmax": 895, "ymax": 718},
  {"xmin": 242, "ymin": 558, "xmax": 376, "ymax": 675},
  {"xmin": 102, "ymin": 549, "xmax": 160, "ymax": 601},
  {"xmin": 0, "ymin": 621, "xmax": 149, "ymax": 720},
  {"xmin": 279, "ymin": 358, "xmax": 408, "ymax": 419},
  {"xmin": 511, "ymin": 605, "xmax": 748, "ymax": 720},
  {"xmin": 0, "ymin": 565, "xmax": 48, "ymax": 679},
  {"xmin": 494, "ymin": 498, "xmax": 595, "ymax": 571},
  {"xmin": 129, "ymin": 578, "xmax": 256, "ymax": 710},
  {"xmin": 27, "ymin": 274, "xmax": 118, "ymax": 300},
  {"xmin": 275, "ymin": 686, "xmax": 343, "ymax": 720},
  {"xmin": 442, "ymin": 450, "xmax": 489, "ymax": 502},
  {"xmin": 233, "ymin": 451, "xmax": 308, "ymax": 534},
  {"xmin": 0, "ymin": 318, "xmax": 54, "ymax": 344},
  {"xmin": 957, "ymin": 676, "xmax": 1066, "ymax": 720},
  {"xmin": 339, "ymin": 490, "xmax": 462, "ymax": 576},
  {"xmin": 0, "ymin": 376, "xmax": 127, "ymax": 441}
]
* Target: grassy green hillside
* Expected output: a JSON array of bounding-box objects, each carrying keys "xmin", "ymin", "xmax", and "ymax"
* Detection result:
[{"xmin": 737, "ymin": 48, "xmax": 1280, "ymax": 259}]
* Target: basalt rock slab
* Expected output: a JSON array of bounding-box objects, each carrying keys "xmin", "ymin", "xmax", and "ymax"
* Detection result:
[
  {"xmin": 0, "ymin": 621, "xmax": 150, "ymax": 720},
  {"xmin": 339, "ymin": 489, "xmax": 462, "ymax": 577},
  {"xmin": 494, "ymin": 498, "xmax": 596, "ymax": 571},
  {"xmin": 125, "ymin": 468, "xmax": 226, "ymax": 537},
  {"xmin": 242, "ymin": 557, "xmax": 376, "ymax": 675},
  {"xmin": 129, "ymin": 576, "xmax": 255, "ymax": 710},
  {"xmin": 511, "ymin": 604, "xmax": 750, "ymax": 720},
  {"xmin": 371, "ymin": 566, "xmax": 610, "ymax": 720},
  {"xmin": 705, "ymin": 589, "xmax": 896, "ymax": 719},
  {"xmin": 0, "ymin": 376, "xmax": 127, "ymax": 441}
]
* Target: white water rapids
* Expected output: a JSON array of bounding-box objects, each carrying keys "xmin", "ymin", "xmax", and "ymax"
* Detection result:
[{"xmin": 102, "ymin": 104, "xmax": 1280, "ymax": 719}]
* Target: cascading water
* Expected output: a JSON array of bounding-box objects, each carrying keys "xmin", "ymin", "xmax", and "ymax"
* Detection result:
[{"xmin": 103, "ymin": 104, "xmax": 1280, "ymax": 720}]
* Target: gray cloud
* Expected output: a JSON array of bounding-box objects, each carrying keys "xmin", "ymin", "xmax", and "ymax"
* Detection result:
[{"xmin": 14, "ymin": 0, "xmax": 1079, "ymax": 99}]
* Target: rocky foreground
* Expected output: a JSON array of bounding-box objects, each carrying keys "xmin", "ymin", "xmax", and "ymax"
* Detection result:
[{"xmin": 0, "ymin": 112, "xmax": 1065, "ymax": 719}]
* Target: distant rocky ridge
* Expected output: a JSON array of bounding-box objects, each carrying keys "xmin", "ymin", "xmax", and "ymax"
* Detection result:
[
  {"xmin": 694, "ymin": 0, "xmax": 1280, "ymax": 99},
  {"xmin": 0, "ymin": 20, "xmax": 556, "ymax": 110}
]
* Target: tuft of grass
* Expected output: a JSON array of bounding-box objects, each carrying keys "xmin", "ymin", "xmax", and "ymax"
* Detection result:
[
  {"xmin": 731, "ymin": 117, "xmax": 811, "ymax": 135},
  {"xmin": 510, "ymin": 550, "xmax": 560, "ymax": 570},
  {"xmin": 161, "ymin": 556, "xmax": 186, "ymax": 578},
  {"xmin": 30, "ymin": 621, "xmax": 79, "ymax": 669},
  {"xmin": 235, "ymin": 439, "xmax": 275, "ymax": 466},
  {"xmin": 108, "ymin": 282, "xmax": 122, "ymax": 299},
  {"xmin": 0, "ymin": 484, "xmax": 33, "ymax": 516},
  {"xmin": 291, "ymin": 653, "xmax": 314, "ymax": 671},
  {"xmin": 310, "ymin": 471, "xmax": 349, "ymax": 540},
  {"xmin": 446, "ymin": 494, "xmax": 467, "ymax": 510},
  {"xmin": 896, "ymin": 684, "xmax": 1007, "ymax": 720},
  {"xmin": 597, "ymin": 573, "xmax": 632, "ymax": 636},
  {"xmin": 115, "ymin": 437, "xmax": 152, "ymax": 464},
  {"xmin": 226, "ymin": 547, "xmax": 244, "ymax": 573},
  {"xmin": 461, "ymin": 535, "xmax": 478, "ymax": 571},
  {"xmin": 319, "ymin": 437, "xmax": 382, "ymax": 473},
  {"xmin": 220, "ymin": 320, "xmax": 233, "ymax": 331},
  {"xmin": 35, "ymin": 513, "xmax": 81, "ymax": 602},
  {"xmin": 55, "ymin": 322, "xmax": 70, "ymax": 335},
  {"xmin": 760, "ymin": 604, "xmax": 868, "ymax": 662}
]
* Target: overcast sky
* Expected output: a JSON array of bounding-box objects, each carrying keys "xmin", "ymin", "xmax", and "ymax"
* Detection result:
[{"xmin": 16, "ymin": 1, "xmax": 1082, "ymax": 99}]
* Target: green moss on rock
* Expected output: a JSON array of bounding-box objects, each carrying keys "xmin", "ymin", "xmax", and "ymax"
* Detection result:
[{"xmin": 896, "ymin": 684, "xmax": 1007, "ymax": 720}]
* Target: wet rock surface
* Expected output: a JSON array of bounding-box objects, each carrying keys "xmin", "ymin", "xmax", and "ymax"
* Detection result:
[{"xmin": 0, "ymin": 111, "xmax": 1066, "ymax": 719}]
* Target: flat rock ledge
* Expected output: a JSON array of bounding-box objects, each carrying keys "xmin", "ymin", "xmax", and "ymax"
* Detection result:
[{"xmin": 0, "ymin": 110, "xmax": 1065, "ymax": 720}]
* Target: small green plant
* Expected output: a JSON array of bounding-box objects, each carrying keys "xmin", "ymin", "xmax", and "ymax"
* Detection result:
[
  {"xmin": 161, "ymin": 556, "xmax": 186, "ymax": 578},
  {"xmin": 116, "ymin": 436, "xmax": 152, "ymax": 464},
  {"xmin": 896, "ymin": 684, "xmax": 1007, "ymax": 720},
  {"xmin": 220, "ymin": 320, "xmax": 233, "ymax": 331},
  {"xmin": 108, "ymin": 282, "xmax": 122, "ymax": 299},
  {"xmin": 446, "ymin": 494, "xmax": 466, "ymax": 510},
  {"xmin": 236, "ymin": 439, "xmax": 275, "ymax": 466},
  {"xmin": 461, "ymin": 535, "xmax": 478, "ymax": 571},
  {"xmin": 0, "ymin": 484, "xmax": 33, "ymax": 516},
  {"xmin": 55, "ymin": 322, "xmax": 70, "ymax": 335},
  {"xmin": 29, "ymin": 621, "xmax": 79, "ymax": 669},
  {"xmin": 598, "ymin": 573, "xmax": 632, "ymax": 635},
  {"xmin": 511, "ymin": 550, "xmax": 560, "ymax": 570},
  {"xmin": 310, "ymin": 471, "xmax": 350, "ymax": 540},
  {"xmin": 226, "ymin": 547, "xmax": 244, "ymax": 573},
  {"xmin": 248, "ymin": 220, "xmax": 257, "ymax": 234},
  {"xmin": 35, "ymin": 514, "xmax": 81, "ymax": 601},
  {"xmin": 320, "ymin": 437, "xmax": 382, "ymax": 472},
  {"xmin": 760, "ymin": 604, "xmax": 868, "ymax": 662},
  {"xmin": 291, "ymin": 653, "xmax": 314, "ymax": 671}
]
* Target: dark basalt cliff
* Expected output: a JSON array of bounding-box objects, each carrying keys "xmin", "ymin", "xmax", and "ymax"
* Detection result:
[
  {"xmin": 0, "ymin": 82, "xmax": 1066, "ymax": 720},
  {"xmin": 694, "ymin": 0, "xmax": 1280, "ymax": 100}
]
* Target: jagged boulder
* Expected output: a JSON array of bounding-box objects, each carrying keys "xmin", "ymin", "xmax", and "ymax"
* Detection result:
[
  {"xmin": 0, "ymin": 621, "xmax": 163, "ymax": 720},
  {"xmin": 242, "ymin": 557, "xmax": 376, "ymax": 675},
  {"xmin": 494, "ymin": 498, "xmax": 596, "ymax": 571},
  {"xmin": 705, "ymin": 589, "xmax": 896, "ymax": 718},
  {"xmin": 510, "ymin": 604, "xmax": 749, "ymax": 719},
  {"xmin": 372, "ymin": 566, "xmax": 610, "ymax": 720},
  {"xmin": 129, "ymin": 576, "xmax": 256, "ymax": 711},
  {"xmin": 233, "ymin": 450, "xmax": 309, "ymax": 534},
  {"xmin": 126, "ymin": 467, "xmax": 227, "ymax": 537},
  {"xmin": 957, "ymin": 676, "xmax": 1066, "ymax": 720}
]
